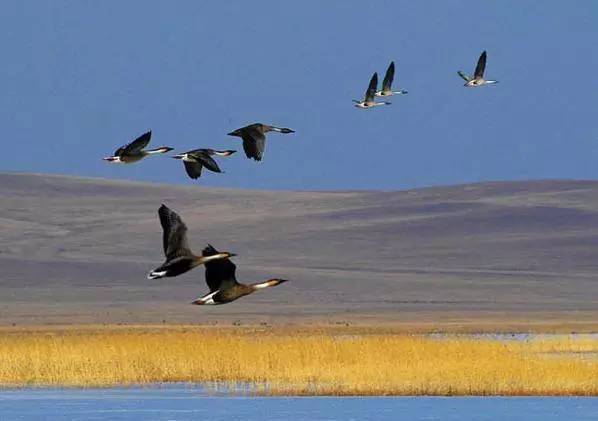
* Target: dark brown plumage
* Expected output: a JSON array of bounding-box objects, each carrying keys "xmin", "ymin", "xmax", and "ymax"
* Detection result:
[
  {"xmin": 147, "ymin": 205, "xmax": 235, "ymax": 279},
  {"xmin": 173, "ymin": 149, "xmax": 236, "ymax": 180},
  {"xmin": 458, "ymin": 51, "xmax": 497, "ymax": 86},
  {"xmin": 376, "ymin": 61, "xmax": 408, "ymax": 96},
  {"xmin": 227, "ymin": 123, "xmax": 295, "ymax": 161},
  {"xmin": 353, "ymin": 72, "xmax": 391, "ymax": 107},
  {"xmin": 103, "ymin": 131, "xmax": 173, "ymax": 163},
  {"xmin": 191, "ymin": 244, "xmax": 288, "ymax": 305},
  {"xmin": 474, "ymin": 51, "xmax": 487, "ymax": 80}
]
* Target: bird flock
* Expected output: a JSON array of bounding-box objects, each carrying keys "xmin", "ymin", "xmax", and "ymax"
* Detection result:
[{"xmin": 102, "ymin": 51, "xmax": 497, "ymax": 305}]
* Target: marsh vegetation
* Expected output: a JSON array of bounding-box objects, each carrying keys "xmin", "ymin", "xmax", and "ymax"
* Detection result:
[{"xmin": 0, "ymin": 326, "xmax": 595, "ymax": 395}]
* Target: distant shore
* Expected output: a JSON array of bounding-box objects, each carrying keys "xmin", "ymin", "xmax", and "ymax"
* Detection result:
[{"xmin": 1, "ymin": 314, "xmax": 597, "ymax": 334}]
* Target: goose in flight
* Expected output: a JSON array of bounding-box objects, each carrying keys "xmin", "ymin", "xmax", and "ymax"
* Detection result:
[
  {"xmin": 192, "ymin": 245, "xmax": 288, "ymax": 305},
  {"xmin": 353, "ymin": 73, "xmax": 391, "ymax": 108},
  {"xmin": 103, "ymin": 130, "xmax": 173, "ymax": 163},
  {"xmin": 227, "ymin": 123, "xmax": 295, "ymax": 162},
  {"xmin": 458, "ymin": 51, "xmax": 498, "ymax": 87},
  {"xmin": 173, "ymin": 149, "xmax": 236, "ymax": 180},
  {"xmin": 375, "ymin": 61, "xmax": 408, "ymax": 97},
  {"xmin": 147, "ymin": 205, "xmax": 235, "ymax": 279}
]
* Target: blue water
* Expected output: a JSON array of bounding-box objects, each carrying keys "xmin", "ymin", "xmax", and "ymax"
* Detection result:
[{"xmin": 0, "ymin": 387, "xmax": 596, "ymax": 421}]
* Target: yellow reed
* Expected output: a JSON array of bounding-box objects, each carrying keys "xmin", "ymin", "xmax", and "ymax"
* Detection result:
[{"xmin": 0, "ymin": 327, "xmax": 595, "ymax": 395}]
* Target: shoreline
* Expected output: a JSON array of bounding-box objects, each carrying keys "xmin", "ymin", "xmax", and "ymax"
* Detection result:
[
  {"xmin": 1, "ymin": 384, "xmax": 597, "ymax": 398},
  {"xmin": 1, "ymin": 317, "xmax": 596, "ymax": 335}
]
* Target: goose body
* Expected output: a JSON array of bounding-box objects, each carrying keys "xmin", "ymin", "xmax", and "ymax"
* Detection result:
[
  {"xmin": 458, "ymin": 51, "xmax": 498, "ymax": 87},
  {"xmin": 354, "ymin": 72, "xmax": 391, "ymax": 108},
  {"xmin": 228, "ymin": 123, "xmax": 294, "ymax": 161},
  {"xmin": 375, "ymin": 61, "xmax": 408, "ymax": 97},
  {"xmin": 192, "ymin": 245, "xmax": 288, "ymax": 305},
  {"xmin": 173, "ymin": 149, "xmax": 236, "ymax": 180},
  {"xmin": 147, "ymin": 205, "xmax": 234, "ymax": 279},
  {"xmin": 103, "ymin": 131, "xmax": 173, "ymax": 163}
]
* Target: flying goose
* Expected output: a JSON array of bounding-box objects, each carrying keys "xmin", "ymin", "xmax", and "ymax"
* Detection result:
[
  {"xmin": 375, "ymin": 61, "xmax": 408, "ymax": 97},
  {"xmin": 192, "ymin": 245, "xmax": 288, "ymax": 305},
  {"xmin": 103, "ymin": 130, "xmax": 173, "ymax": 163},
  {"xmin": 458, "ymin": 51, "xmax": 498, "ymax": 87},
  {"xmin": 173, "ymin": 149, "xmax": 236, "ymax": 180},
  {"xmin": 147, "ymin": 205, "xmax": 235, "ymax": 279},
  {"xmin": 227, "ymin": 123, "xmax": 295, "ymax": 162},
  {"xmin": 353, "ymin": 73, "xmax": 391, "ymax": 108}
]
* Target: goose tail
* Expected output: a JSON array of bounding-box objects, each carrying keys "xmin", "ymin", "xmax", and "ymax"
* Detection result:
[{"xmin": 192, "ymin": 290, "xmax": 219, "ymax": 305}]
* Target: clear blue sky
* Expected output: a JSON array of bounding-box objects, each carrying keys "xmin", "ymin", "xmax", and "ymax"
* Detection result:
[{"xmin": 1, "ymin": 1, "xmax": 597, "ymax": 190}]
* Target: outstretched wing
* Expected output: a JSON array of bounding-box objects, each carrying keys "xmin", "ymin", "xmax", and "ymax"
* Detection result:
[
  {"xmin": 382, "ymin": 62, "xmax": 395, "ymax": 92},
  {"xmin": 183, "ymin": 161, "xmax": 203, "ymax": 179},
  {"xmin": 158, "ymin": 204, "xmax": 192, "ymax": 260},
  {"xmin": 116, "ymin": 130, "xmax": 152, "ymax": 156},
  {"xmin": 193, "ymin": 152, "xmax": 222, "ymax": 173},
  {"xmin": 365, "ymin": 72, "xmax": 378, "ymax": 103},
  {"xmin": 457, "ymin": 71, "xmax": 470, "ymax": 82},
  {"xmin": 241, "ymin": 127, "xmax": 266, "ymax": 161},
  {"xmin": 202, "ymin": 244, "xmax": 238, "ymax": 292},
  {"xmin": 474, "ymin": 51, "xmax": 487, "ymax": 79}
]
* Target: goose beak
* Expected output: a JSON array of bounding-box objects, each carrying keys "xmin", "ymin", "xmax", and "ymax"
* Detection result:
[
  {"xmin": 172, "ymin": 154, "xmax": 184, "ymax": 159},
  {"xmin": 215, "ymin": 150, "xmax": 236, "ymax": 157},
  {"xmin": 103, "ymin": 156, "xmax": 116, "ymax": 162}
]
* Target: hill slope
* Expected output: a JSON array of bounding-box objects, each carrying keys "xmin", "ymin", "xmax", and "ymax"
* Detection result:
[{"xmin": 1, "ymin": 173, "xmax": 597, "ymax": 330}]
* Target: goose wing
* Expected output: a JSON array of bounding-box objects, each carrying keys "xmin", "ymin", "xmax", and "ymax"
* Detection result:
[
  {"xmin": 116, "ymin": 130, "xmax": 152, "ymax": 156},
  {"xmin": 191, "ymin": 151, "xmax": 222, "ymax": 173},
  {"xmin": 183, "ymin": 161, "xmax": 204, "ymax": 179},
  {"xmin": 158, "ymin": 204, "xmax": 193, "ymax": 260},
  {"xmin": 365, "ymin": 72, "xmax": 378, "ymax": 103},
  {"xmin": 382, "ymin": 62, "xmax": 395, "ymax": 92},
  {"xmin": 474, "ymin": 51, "xmax": 487, "ymax": 79},
  {"xmin": 202, "ymin": 244, "xmax": 238, "ymax": 292},
  {"xmin": 241, "ymin": 126, "xmax": 266, "ymax": 161},
  {"xmin": 457, "ymin": 71, "xmax": 471, "ymax": 82}
]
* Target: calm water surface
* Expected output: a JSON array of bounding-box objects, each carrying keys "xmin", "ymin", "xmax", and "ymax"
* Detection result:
[{"xmin": 0, "ymin": 386, "xmax": 596, "ymax": 421}]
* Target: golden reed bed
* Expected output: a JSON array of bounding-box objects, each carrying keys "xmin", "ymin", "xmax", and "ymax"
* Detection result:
[{"xmin": 0, "ymin": 326, "xmax": 596, "ymax": 395}]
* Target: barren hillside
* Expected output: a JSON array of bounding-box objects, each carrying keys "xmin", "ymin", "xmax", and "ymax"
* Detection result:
[{"xmin": 1, "ymin": 173, "xmax": 597, "ymax": 330}]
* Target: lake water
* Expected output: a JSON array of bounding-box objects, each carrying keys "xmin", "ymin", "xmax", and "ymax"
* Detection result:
[{"xmin": 0, "ymin": 386, "xmax": 596, "ymax": 421}]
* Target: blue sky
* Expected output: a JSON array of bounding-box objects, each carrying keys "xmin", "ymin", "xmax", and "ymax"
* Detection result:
[{"xmin": 1, "ymin": 1, "xmax": 597, "ymax": 190}]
